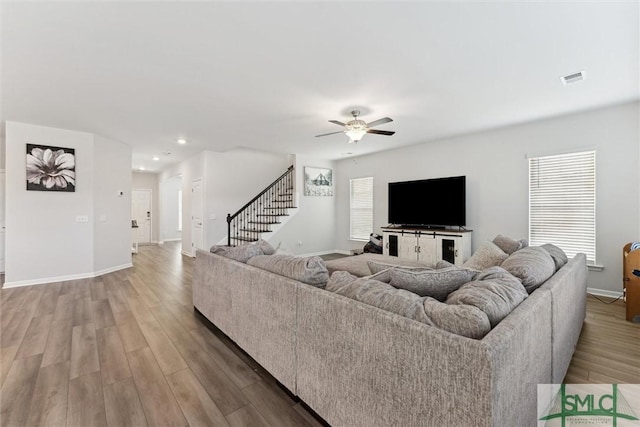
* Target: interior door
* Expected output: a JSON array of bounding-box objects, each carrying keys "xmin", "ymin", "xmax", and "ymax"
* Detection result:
[
  {"xmin": 132, "ymin": 189, "xmax": 152, "ymax": 244},
  {"xmin": 190, "ymin": 179, "xmax": 203, "ymax": 255},
  {"xmin": 0, "ymin": 170, "xmax": 5, "ymax": 272}
]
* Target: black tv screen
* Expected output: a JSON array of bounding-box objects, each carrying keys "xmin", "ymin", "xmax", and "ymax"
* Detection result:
[{"xmin": 388, "ymin": 176, "xmax": 466, "ymax": 227}]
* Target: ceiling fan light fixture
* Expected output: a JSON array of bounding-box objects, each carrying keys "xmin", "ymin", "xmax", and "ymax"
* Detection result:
[{"xmin": 346, "ymin": 128, "xmax": 366, "ymax": 142}]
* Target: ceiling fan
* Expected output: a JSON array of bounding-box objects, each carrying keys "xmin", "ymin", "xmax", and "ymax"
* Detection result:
[{"xmin": 315, "ymin": 110, "xmax": 395, "ymax": 143}]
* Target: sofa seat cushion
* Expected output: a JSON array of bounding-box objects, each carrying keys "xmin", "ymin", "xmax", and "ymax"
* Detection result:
[
  {"xmin": 389, "ymin": 266, "xmax": 478, "ymax": 301},
  {"xmin": 463, "ymin": 241, "xmax": 509, "ymax": 271},
  {"xmin": 501, "ymin": 246, "xmax": 555, "ymax": 293},
  {"xmin": 247, "ymin": 254, "xmax": 329, "ymax": 287},
  {"xmin": 326, "ymin": 271, "xmax": 491, "ymax": 339},
  {"xmin": 324, "ymin": 253, "xmax": 432, "ymax": 277},
  {"xmin": 367, "ymin": 260, "xmax": 433, "ymax": 275},
  {"xmin": 446, "ymin": 266, "xmax": 528, "ymax": 327}
]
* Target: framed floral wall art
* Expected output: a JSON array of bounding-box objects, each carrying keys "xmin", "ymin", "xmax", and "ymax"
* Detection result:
[
  {"xmin": 26, "ymin": 144, "xmax": 76, "ymax": 192},
  {"xmin": 304, "ymin": 166, "xmax": 333, "ymax": 196}
]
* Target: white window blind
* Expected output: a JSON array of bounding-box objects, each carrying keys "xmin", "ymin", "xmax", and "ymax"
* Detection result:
[
  {"xmin": 350, "ymin": 177, "xmax": 373, "ymax": 241},
  {"xmin": 529, "ymin": 150, "xmax": 596, "ymax": 264}
]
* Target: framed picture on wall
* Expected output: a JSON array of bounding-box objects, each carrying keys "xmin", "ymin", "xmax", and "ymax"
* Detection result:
[
  {"xmin": 26, "ymin": 144, "xmax": 76, "ymax": 192},
  {"xmin": 304, "ymin": 166, "xmax": 333, "ymax": 196}
]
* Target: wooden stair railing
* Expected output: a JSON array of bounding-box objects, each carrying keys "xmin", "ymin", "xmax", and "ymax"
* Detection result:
[{"xmin": 226, "ymin": 165, "xmax": 295, "ymax": 246}]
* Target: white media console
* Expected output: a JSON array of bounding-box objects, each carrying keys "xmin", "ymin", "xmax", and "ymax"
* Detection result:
[{"xmin": 381, "ymin": 227, "xmax": 472, "ymax": 266}]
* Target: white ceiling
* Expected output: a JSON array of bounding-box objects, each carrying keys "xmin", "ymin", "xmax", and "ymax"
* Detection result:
[{"xmin": 2, "ymin": 1, "xmax": 638, "ymax": 172}]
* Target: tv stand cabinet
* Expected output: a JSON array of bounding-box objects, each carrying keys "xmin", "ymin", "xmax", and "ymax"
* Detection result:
[{"xmin": 381, "ymin": 227, "xmax": 472, "ymax": 267}]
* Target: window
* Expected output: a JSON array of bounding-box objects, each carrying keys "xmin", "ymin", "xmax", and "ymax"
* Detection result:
[
  {"xmin": 529, "ymin": 150, "xmax": 596, "ymax": 264},
  {"xmin": 350, "ymin": 177, "xmax": 373, "ymax": 241}
]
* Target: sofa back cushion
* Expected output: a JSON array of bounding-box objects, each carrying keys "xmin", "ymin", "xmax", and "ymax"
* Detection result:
[
  {"xmin": 389, "ymin": 267, "xmax": 477, "ymax": 301},
  {"xmin": 247, "ymin": 254, "xmax": 329, "ymax": 287},
  {"xmin": 367, "ymin": 260, "xmax": 433, "ymax": 275},
  {"xmin": 540, "ymin": 243, "xmax": 568, "ymax": 271},
  {"xmin": 210, "ymin": 243, "xmax": 264, "ymax": 263},
  {"xmin": 501, "ymin": 246, "xmax": 555, "ymax": 293},
  {"xmin": 326, "ymin": 271, "xmax": 491, "ymax": 339},
  {"xmin": 446, "ymin": 266, "xmax": 528, "ymax": 327},
  {"xmin": 492, "ymin": 234, "xmax": 528, "ymax": 255}
]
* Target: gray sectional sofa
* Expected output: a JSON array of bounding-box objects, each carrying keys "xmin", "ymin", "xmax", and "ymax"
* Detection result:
[{"xmin": 193, "ymin": 247, "xmax": 587, "ymax": 427}]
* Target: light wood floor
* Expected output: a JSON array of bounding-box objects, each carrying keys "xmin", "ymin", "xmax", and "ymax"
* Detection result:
[
  {"xmin": 1, "ymin": 243, "xmax": 638, "ymax": 427},
  {"xmin": 0, "ymin": 243, "xmax": 324, "ymax": 427}
]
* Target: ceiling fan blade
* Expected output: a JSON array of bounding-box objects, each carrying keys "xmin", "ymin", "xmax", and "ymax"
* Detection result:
[
  {"xmin": 328, "ymin": 120, "xmax": 346, "ymax": 127},
  {"xmin": 315, "ymin": 130, "xmax": 345, "ymax": 137},
  {"xmin": 366, "ymin": 117, "xmax": 393, "ymax": 127},
  {"xmin": 366, "ymin": 129, "xmax": 395, "ymax": 136}
]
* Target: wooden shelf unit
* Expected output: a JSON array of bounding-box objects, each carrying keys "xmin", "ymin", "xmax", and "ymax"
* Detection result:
[{"xmin": 623, "ymin": 242, "xmax": 640, "ymax": 322}]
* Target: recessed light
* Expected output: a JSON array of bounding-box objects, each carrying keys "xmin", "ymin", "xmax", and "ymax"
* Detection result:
[
  {"xmin": 152, "ymin": 156, "xmax": 160, "ymax": 161},
  {"xmin": 139, "ymin": 166, "xmax": 145, "ymax": 171},
  {"xmin": 177, "ymin": 138, "xmax": 187, "ymax": 145}
]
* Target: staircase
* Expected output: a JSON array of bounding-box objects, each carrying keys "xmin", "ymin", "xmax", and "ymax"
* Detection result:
[{"xmin": 226, "ymin": 165, "xmax": 296, "ymax": 246}]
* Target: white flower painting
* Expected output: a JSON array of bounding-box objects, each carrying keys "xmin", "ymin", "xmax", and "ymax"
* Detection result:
[{"xmin": 26, "ymin": 144, "xmax": 76, "ymax": 192}]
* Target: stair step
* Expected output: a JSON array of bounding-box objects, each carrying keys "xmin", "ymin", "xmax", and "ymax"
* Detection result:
[
  {"xmin": 257, "ymin": 214, "xmax": 290, "ymax": 217},
  {"xmin": 248, "ymin": 221, "xmax": 281, "ymax": 225},
  {"xmin": 232, "ymin": 236, "xmax": 259, "ymax": 243},
  {"xmin": 239, "ymin": 229, "xmax": 273, "ymax": 233}
]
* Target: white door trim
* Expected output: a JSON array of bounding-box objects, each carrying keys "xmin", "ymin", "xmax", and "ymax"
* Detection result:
[{"xmin": 190, "ymin": 178, "xmax": 204, "ymax": 257}]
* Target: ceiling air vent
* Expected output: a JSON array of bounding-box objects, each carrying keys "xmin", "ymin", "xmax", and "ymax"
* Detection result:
[{"xmin": 561, "ymin": 71, "xmax": 585, "ymax": 85}]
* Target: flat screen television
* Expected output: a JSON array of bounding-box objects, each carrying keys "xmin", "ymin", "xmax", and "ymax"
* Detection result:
[{"xmin": 388, "ymin": 176, "xmax": 466, "ymax": 227}]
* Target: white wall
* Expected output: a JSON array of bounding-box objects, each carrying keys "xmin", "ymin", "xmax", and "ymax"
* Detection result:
[
  {"xmin": 160, "ymin": 175, "xmax": 182, "ymax": 241},
  {"xmin": 94, "ymin": 135, "xmax": 132, "ymax": 272},
  {"xmin": 132, "ymin": 171, "xmax": 160, "ymax": 243},
  {"xmin": 5, "ymin": 121, "xmax": 132, "ymax": 286},
  {"xmin": 334, "ymin": 102, "xmax": 639, "ymax": 294},
  {"xmin": 203, "ymin": 149, "xmax": 290, "ymax": 248},
  {"xmin": 269, "ymin": 155, "xmax": 337, "ymax": 255}
]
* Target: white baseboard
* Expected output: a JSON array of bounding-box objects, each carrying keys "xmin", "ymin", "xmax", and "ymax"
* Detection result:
[
  {"xmin": 181, "ymin": 250, "xmax": 195, "ymax": 258},
  {"xmin": 587, "ymin": 287, "xmax": 623, "ymax": 298},
  {"xmin": 2, "ymin": 262, "xmax": 134, "ymax": 288}
]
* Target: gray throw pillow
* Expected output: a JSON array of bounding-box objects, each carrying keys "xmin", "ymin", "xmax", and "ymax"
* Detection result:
[
  {"xmin": 540, "ymin": 243, "xmax": 568, "ymax": 271},
  {"xmin": 501, "ymin": 246, "xmax": 555, "ymax": 293},
  {"xmin": 463, "ymin": 241, "xmax": 508, "ymax": 271},
  {"xmin": 210, "ymin": 243, "xmax": 263, "ymax": 263},
  {"xmin": 389, "ymin": 267, "xmax": 477, "ymax": 301},
  {"xmin": 247, "ymin": 254, "xmax": 329, "ymax": 287},
  {"xmin": 446, "ymin": 266, "xmax": 528, "ymax": 327},
  {"xmin": 492, "ymin": 234, "xmax": 528, "ymax": 255},
  {"xmin": 326, "ymin": 271, "xmax": 491, "ymax": 339},
  {"xmin": 255, "ymin": 239, "xmax": 276, "ymax": 255},
  {"xmin": 422, "ymin": 298, "xmax": 492, "ymax": 339}
]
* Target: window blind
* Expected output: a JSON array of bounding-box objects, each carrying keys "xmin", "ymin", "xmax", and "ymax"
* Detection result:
[
  {"xmin": 350, "ymin": 177, "xmax": 373, "ymax": 241},
  {"xmin": 529, "ymin": 150, "xmax": 596, "ymax": 263}
]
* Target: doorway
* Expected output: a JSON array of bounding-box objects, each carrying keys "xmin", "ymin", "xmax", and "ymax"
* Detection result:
[
  {"xmin": 190, "ymin": 178, "xmax": 203, "ymax": 256},
  {"xmin": 132, "ymin": 189, "xmax": 152, "ymax": 244},
  {"xmin": 160, "ymin": 175, "xmax": 183, "ymax": 243}
]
